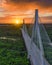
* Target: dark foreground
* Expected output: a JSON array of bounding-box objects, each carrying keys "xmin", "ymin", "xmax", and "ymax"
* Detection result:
[
  {"xmin": 0, "ymin": 24, "xmax": 30, "ymax": 65},
  {"xmin": 0, "ymin": 24, "xmax": 52, "ymax": 65}
]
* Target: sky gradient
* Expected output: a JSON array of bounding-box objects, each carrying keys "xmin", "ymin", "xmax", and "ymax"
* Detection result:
[{"xmin": 0, "ymin": 0, "xmax": 52, "ymax": 24}]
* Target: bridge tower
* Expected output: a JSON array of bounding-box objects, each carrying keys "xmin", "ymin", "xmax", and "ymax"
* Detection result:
[
  {"xmin": 23, "ymin": 19, "xmax": 28, "ymax": 34},
  {"xmin": 31, "ymin": 9, "xmax": 44, "ymax": 65}
]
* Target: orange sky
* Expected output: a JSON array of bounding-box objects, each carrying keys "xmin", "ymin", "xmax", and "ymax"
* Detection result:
[{"xmin": 0, "ymin": 0, "xmax": 52, "ymax": 24}]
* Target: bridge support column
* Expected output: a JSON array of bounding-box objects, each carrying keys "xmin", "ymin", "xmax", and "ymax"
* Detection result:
[
  {"xmin": 31, "ymin": 9, "xmax": 44, "ymax": 65},
  {"xmin": 35, "ymin": 9, "xmax": 44, "ymax": 65}
]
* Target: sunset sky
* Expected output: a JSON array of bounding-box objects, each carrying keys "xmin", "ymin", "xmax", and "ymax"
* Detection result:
[{"xmin": 0, "ymin": 0, "xmax": 52, "ymax": 24}]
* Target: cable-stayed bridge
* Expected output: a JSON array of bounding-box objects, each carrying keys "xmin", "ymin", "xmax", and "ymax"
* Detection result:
[{"xmin": 21, "ymin": 9, "xmax": 52, "ymax": 65}]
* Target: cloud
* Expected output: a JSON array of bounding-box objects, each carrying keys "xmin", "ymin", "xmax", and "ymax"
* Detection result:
[
  {"xmin": 7, "ymin": 0, "xmax": 52, "ymax": 8},
  {"xmin": 6, "ymin": 0, "xmax": 52, "ymax": 14},
  {"xmin": 0, "ymin": 0, "xmax": 52, "ymax": 18}
]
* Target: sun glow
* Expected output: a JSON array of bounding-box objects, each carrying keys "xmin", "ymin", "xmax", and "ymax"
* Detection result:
[
  {"xmin": 16, "ymin": 20, "xmax": 19, "ymax": 24},
  {"xmin": 14, "ymin": 19, "xmax": 23, "ymax": 24}
]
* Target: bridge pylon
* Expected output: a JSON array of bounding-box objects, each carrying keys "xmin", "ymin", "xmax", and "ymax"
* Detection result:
[
  {"xmin": 31, "ymin": 9, "xmax": 44, "ymax": 65},
  {"xmin": 22, "ymin": 19, "xmax": 28, "ymax": 34}
]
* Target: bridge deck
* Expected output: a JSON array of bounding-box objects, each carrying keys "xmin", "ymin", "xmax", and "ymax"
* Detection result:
[{"xmin": 21, "ymin": 29, "xmax": 50, "ymax": 65}]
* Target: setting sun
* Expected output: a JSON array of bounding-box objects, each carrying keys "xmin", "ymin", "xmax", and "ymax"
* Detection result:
[
  {"xmin": 16, "ymin": 20, "xmax": 20, "ymax": 24},
  {"xmin": 13, "ymin": 18, "xmax": 23, "ymax": 24}
]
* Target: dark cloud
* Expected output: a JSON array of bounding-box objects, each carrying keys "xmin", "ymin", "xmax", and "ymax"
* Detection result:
[
  {"xmin": 7, "ymin": 0, "xmax": 35, "ymax": 2},
  {"xmin": 7, "ymin": 0, "xmax": 52, "ymax": 8},
  {"xmin": 6, "ymin": 0, "xmax": 52, "ymax": 14}
]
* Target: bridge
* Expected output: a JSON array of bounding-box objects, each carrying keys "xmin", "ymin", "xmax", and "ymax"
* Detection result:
[{"xmin": 21, "ymin": 9, "xmax": 52, "ymax": 65}]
